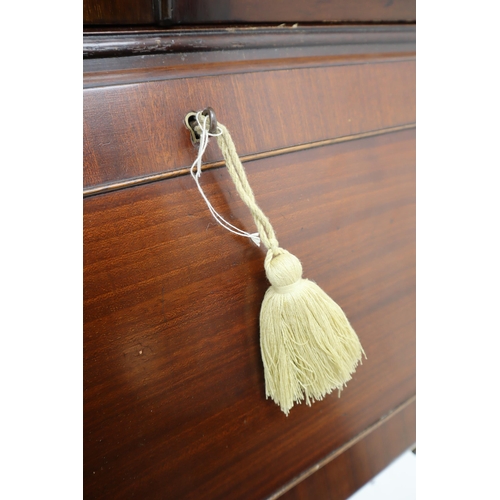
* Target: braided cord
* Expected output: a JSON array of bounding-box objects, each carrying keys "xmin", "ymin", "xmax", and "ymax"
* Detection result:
[{"xmin": 215, "ymin": 123, "xmax": 282, "ymax": 255}]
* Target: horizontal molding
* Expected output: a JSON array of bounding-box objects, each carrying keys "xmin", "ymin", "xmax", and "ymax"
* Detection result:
[
  {"xmin": 83, "ymin": 25, "xmax": 415, "ymax": 59},
  {"xmin": 83, "ymin": 123, "xmax": 416, "ymax": 198},
  {"xmin": 268, "ymin": 394, "xmax": 416, "ymax": 500},
  {"xmin": 84, "ymin": 54, "xmax": 415, "ymax": 90}
]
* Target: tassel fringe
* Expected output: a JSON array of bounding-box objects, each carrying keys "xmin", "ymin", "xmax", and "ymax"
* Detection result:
[{"xmin": 260, "ymin": 249, "xmax": 365, "ymax": 415}]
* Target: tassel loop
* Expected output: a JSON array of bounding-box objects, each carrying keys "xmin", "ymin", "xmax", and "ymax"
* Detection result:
[{"xmin": 189, "ymin": 113, "xmax": 261, "ymax": 247}]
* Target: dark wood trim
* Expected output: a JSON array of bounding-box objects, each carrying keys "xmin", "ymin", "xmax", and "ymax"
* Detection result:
[
  {"xmin": 83, "ymin": 123, "xmax": 416, "ymax": 198},
  {"xmin": 268, "ymin": 395, "xmax": 416, "ymax": 500},
  {"xmin": 83, "ymin": 25, "xmax": 416, "ymax": 59}
]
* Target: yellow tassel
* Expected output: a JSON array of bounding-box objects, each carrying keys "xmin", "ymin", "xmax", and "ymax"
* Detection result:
[
  {"xmin": 187, "ymin": 109, "xmax": 365, "ymax": 415},
  {"xmin": 260, "ymin": 249, "xmax": 365, "ymax": 415}
]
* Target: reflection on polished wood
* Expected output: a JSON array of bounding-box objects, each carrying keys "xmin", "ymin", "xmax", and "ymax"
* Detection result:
[{"xmin": 84, "ymin": 130, "xmax": 415, "ymax": 499}]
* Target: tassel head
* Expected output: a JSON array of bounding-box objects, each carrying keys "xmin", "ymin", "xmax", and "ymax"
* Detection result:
[
  {"xmin": 260, "ymin": 249, "xmax": 365, "ymax": 415},
  {"xmin": 264, "ymin": 249, "xmax": 303, "ymax": 288}
]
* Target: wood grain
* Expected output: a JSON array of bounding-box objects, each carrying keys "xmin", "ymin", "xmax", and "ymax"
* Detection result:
[
  {"xmin": 84, "ymin": 129, "xmax": 415, "ymax": 499},
  {"xmin": 83, "ymin": 0, "xmax": 415, "ymax": 25},
  {"xmin": 83, "ymin": 59, "xmax": 415, "ymax": 190},
  {"xmin": 84, "ymin": 0, "xmax": 156, "ymax": 25},
  {"xmin": 172, "ymin": 0, "xmax": 415, "ymax": 24},
  {"xmin": 280, "ymin": 399, "xmax": 416, "ymax": 499},
  {"xmin": 83, "ymin": 124, "xmax": 415, "ymax": 197}
]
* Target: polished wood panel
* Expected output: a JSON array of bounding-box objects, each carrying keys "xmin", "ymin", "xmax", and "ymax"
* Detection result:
[
  {"xmin": 280, "ymin": 399, "xmax": 416, "ymax": 500},
  {"xmin": 84, "ymin": 129, "xmax": 415, "ymax": 499},
  {"xmin": 84, "ymin": 53, "xmax": 416, "ymax": 94},
  {"xmin": 83, "ymin": 0, "xmax": 415, "ymax": 25},
  {"xmin": 84, "ymin": 0, "xmax": 155, "ymax": 25},
  {"xmin": 83, "ymin": 59, "xmax": 415, "ymax": 190},
  {"xmin": 171, "ymin": 0, "xmax": 415, "ymax": 24},
  {"xmin": 84, "ymin": 125, "xmax": 415, "ymax": 197}
]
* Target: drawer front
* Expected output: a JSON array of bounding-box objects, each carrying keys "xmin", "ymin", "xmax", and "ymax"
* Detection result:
[
  {"xmin": 84, "ymin": 57, "xmax": 415, "ymax": 192},
  {"xmin": 84, "ymin": 130, "xmax": 415, "ymax": 499}
]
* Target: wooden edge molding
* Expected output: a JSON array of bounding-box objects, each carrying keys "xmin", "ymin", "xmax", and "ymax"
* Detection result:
[
  {"xmin": 83, "ymin": 123, "xmax": 416, "ymax": 198},
  {"xmin": 267, "ymin": 394, "xmax": 416, "ymax": 500},
  {"xmin": 84, "ymin": 53, "xmax": 415, "ymax": 90},
  {"xmin": 83, "ymin": 25, "xmax": 416, "ymax": 59}
]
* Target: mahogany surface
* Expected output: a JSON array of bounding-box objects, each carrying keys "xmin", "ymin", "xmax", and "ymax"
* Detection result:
[
  {"xmin": 84, "ymin": 0, "xmax": 155, "ymax": 25},
  {"xmin": 84, "ymin": 129, "xmax": 415, "ymax": 499},
  {"xmin": 281, "ymin": 399, "xmax": 416, "ymax": 500},
  {"xmin": 83, "ymin": 58, "xmax": 415, "ymax": 190},
  {"xmin": 171, "ymin": 0, "xmax": 416, "ymax": 25},
  {"xmin": 83, "ymin": 0, "xmax": 415, "ymax": 25}
]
